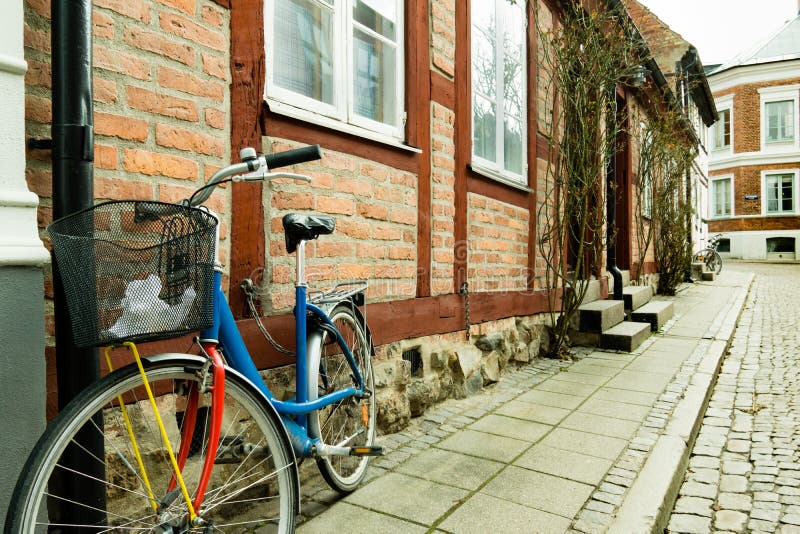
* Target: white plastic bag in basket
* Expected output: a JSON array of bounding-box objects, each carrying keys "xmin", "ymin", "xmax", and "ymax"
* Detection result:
[{"xmin": 105, "ymin": 274, "xmax": 196, "ymax": 339}]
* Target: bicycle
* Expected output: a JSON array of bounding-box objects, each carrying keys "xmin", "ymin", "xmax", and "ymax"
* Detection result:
[
  {"xmin": 6, "ymin": 145, "xmax": 382, "ymax": 532},
  {"xmin": 693, "ymin": 233, "xmax": 723, "ymax": 275}
]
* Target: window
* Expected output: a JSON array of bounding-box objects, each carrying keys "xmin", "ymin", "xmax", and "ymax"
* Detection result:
[
  {"xmin": 759, "ymin": 85, "xmax": 799, "ymax": 150},
  {"xmin": 765, "ymin": 100, "xmax": 794, "ymax": 143},
  {"xmin": 471, "ymin": 0, "xmax": 527, "ymax": 184},
  {"xmin": 639, "ymin": 124, "xmax": 653, "ymax": 218},
  {"xmin": 711, "ymin": 176, "xmax": 732, "ymax": 217},
  {"xmin": 265, "ymin": 0, "xmax": 405, "ymax": 140},
  {"xmin": 765, "ymin": 172, "xmax": 795, "ymax": 214},
  {"xmin": 711, "ymin": 108, "xmax": 731, "ymax": 150}
]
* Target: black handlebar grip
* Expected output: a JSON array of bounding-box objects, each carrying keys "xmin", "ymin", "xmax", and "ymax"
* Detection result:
[{"xmin": 265, "ymin": 144, "xmax": 322, "ymax": 170}]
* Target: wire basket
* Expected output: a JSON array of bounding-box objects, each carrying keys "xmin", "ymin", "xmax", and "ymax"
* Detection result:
[{"xmin": 48, "ymin": 201, "xmax": 218, "ymax": 347}]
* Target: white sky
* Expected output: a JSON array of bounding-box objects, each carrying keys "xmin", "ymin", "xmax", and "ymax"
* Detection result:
[{"xmin": 637, "ymin": 0, "xmax": 799, "ymax": 65}]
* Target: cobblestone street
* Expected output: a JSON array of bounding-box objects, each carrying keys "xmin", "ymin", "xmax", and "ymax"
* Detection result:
[{"xmin": 669, "ymin": 262, "xmax": 800, "ymax": 534}]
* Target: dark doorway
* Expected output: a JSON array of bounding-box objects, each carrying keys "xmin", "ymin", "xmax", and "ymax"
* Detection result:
[{"xmin": 614, "ymin": 93, "xmax": 631, "ymax": 270}]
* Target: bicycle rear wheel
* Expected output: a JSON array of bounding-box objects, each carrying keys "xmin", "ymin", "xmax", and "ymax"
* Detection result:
[
  {"xmin": 308, "ymin": 303, "xmax": 376, "ymax": 493},
  {"xmin": 6, "ymin": 356, "xmax": 298, "ymax": 533}
]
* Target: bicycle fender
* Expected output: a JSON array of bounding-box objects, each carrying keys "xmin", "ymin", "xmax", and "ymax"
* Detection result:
[{"xmin": 142, "ymin": 352, "xmax": 302, "ymax": 513}]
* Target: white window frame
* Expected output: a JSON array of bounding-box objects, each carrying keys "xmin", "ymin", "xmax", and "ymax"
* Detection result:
[
  {"xmin": 639, "ymin": 121, "xmax": 653, "ymax": 219},
  {"xmin": 761, "ymin": 169, "xmax": 800, "ymax": 216},
  {"xmin": 470, "ymin": 0, "xmax": 528, "ymax": 187},
  {"xmin": 759, "ymin": 85, "xmax": 799, "ymax": 152},
  {"xmin": 709, "ymin": 94, "xmax": 733, "ymax": 154},
  {"xmin": 264, "ymin": 0, "xmax": 406, "ymax": 144},
  {"xmin": 709, "ymin": 174, "xmax": 733, "ymax": 218}
]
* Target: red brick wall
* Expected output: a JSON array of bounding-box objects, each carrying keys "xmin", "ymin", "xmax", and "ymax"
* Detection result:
[
  {"xmin": 430, "ymin": 102, "xmax": 456, "ymax": 295},
  {"xmin": 714, "ymin": 77, "xmax": 800, "ymax": 154},
  {"xmin": 24, "ymin": 0, "xmax": 231, "ymax": 347},
  {"xmin": 710, "ymin": 163, "xmax": 799, "ymax": 216},
  {"xmin": 263, "ymin": 138, "xmax": 418, "ymax": 312},
  {"xmin": 467, "ymin": 194, "xmax": 530, "ymax": 291},
  {"xmin": 430, "ymin": 0, "xmax": 455, "ymax": 78}
]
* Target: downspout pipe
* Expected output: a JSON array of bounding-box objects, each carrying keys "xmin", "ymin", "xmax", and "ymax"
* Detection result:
[
  {"xmin": 51, "ymin": 0, "xmax": 105, "ymax": 522},
  {"xmin": 606, "ymin": 87, "xmax": 623, "ymax": 300}
]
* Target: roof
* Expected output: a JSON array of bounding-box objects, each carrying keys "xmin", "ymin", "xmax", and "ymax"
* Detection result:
[
  {"xmin": 620, "ymin": 0, "xmax": 718, "ymax": 126},
  {"xmin": 714, "ymin": 14, "xmax": 800, "ymax": 74}
]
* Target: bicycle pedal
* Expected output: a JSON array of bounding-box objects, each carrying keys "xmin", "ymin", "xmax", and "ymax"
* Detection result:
[{"xmin": 349, "ymin": 445, "xmax": 385, "ymax": 457}]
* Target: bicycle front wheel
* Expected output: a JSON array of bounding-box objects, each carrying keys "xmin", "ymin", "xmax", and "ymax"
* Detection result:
[
  {"xmin": 309, "ymin": 303, "xmax": 376, "ymax": 493},
  {"xmin": 707, "ymin": 251, "xmax": 722, "ymax": 274},
  {"xmin": 6, "ymin": 356, "xmax": 298, "ymax": 533}
]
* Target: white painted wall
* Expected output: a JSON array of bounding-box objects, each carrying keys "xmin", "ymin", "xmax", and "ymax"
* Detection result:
[{"xmin": 0, "ymin": 0, "xmax": 48, "ymax": 267}]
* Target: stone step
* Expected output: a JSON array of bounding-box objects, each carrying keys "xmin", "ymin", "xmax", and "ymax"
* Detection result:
[
  {"xmin": 690, "ymin": 261, "xmax": 705, "ymax": 280},
  {"xmin": 600, "ymin": 321, "xmax": 651, "ymax": 352},
  {"xmin": 702, "ymin": 271, "xmax": 716, "ymax": 281},
  {"xmin": 577, "ymin": 299, "xmax": 624, "ymax": 333},
  {"xmin": 622, "ymin": 285, "xmax": 653, "ymax": 311},
  {"xmin": 630, "ymin": 300, "xmax": 674, "ymax": 332}
]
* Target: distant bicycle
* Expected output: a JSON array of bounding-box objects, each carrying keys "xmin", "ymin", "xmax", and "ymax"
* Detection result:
[{"xmin": 693, "ymin": 233, "xmax": 723, "ymax": 275}]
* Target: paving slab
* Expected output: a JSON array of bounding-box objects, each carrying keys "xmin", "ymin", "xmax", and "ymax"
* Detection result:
[
  {"xmin": 604, "ymin": 369, "xmax": 674, "ymax": 394},
  {"xmin": 344, "ymin": 473, "xmax": 468, "ymax": 525},
  {"xmin": 517, "ymin": 389, "xmax": 585, "ymax": 409},
  {"xmin": 298, "ymin": 501, "xmax": 427, "ymax": 533},
  {"xmin": 482, "ymin": 465, "xmax": 594, "ymax": 518},
  {"xmin": 539, "ymin": 428, "xmax": 628, "ymax": 461},
  {"xmin": 577, "ymin": 397, "xmax": 651, "ymax": 422},
  {"xmin": 536, "ymin": 378, "xmax": 599, "ymax": 397},
  {"xmin": 515, "ymin": 443, "xmax": 614, "ymax": 485},
  {"xmin": 592, "ymin": 386, "xmax": 660, "ymax": 406},
  {"xmin": 395, "ymin": 448, "xmax": 503, "ymax": 491},
  {"xmin": 439, "ymin": 492, "xmax": 572, "ymax": 534},
  {"xmin": 468, "ymin": 414, "xmax": 552, "ymax": 442},
  {"xmin": 436, "ymin": 429, "xmax": 530, "ymax": 462},
  {"xmin": 559, "ymin": 411, "xmax": 640, "ymax": 440},
  {"xmin": 496, "ymin": 399, "xmax": 572, "ymax": 425}
]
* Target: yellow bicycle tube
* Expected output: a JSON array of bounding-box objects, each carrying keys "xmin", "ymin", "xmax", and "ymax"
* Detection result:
[
  {"xmin": 118, "ymin": 342, "xmax": 198, "ymax": 520},
  {"xmin": 103, "ymin": 346, "xmax": 158, "ymax": 513}
]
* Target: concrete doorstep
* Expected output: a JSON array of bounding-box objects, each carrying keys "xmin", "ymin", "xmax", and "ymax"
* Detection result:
[{"xmin": 296, "ymin": 271, "xmax": 755, "ymax": 534}]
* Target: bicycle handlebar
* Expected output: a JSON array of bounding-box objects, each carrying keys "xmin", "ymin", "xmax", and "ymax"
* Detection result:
[{"xmin": 189, "ymin": 144, "xmax": 322, "ymax": 206}]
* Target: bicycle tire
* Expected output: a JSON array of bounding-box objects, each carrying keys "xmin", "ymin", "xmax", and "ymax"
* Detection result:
[
  {"xmin": 308, "ymin": 303, "xmax": 376, "ymax": 493},
  {"xmin": 5, "ymin": 355, "xmax": 298, "ymax": 533},
  {"xmin": 692, "ymin": 249, "xmax": 711, "ymax": 264},
  {"xmin": 709, "ymin": 251, "xmax": 722, "ymax": 274}
]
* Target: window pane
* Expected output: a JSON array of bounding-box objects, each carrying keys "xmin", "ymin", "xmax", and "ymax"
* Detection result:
[
  {"xmin": 274, "ymin": 0, "xmax": 335, "ymax": 105},
  {"xmin": 502, "ymin": 2, "xmax": 525, "ymax": 121},
  {"xmin": 766, "ymin": 100, "xmax": 794, "ymax": 142},
  {"xmin": 471, "ymin": 1, "xmax": 496, "ymax": 101},
  {"xmin": 352, "ymin": 28, "xmax": 396, "ymax": 124},
  {"xmin": 504, "ymin": 115, "xmax": 523, "ymax": 175},
  {"xmin": 473, "ymin": 94, "xmax": 496, "ymax": 163},
  {"xmin": 782, "ymin": 176, "xmax": 793, "ymax": 211},
  {"xmin": 353, "ymin": 0, "xmax": 396, "ymax": 41}
]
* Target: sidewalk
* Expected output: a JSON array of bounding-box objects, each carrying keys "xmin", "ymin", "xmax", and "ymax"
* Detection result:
[{"xmin": 297, "ymin": 270, "xmax": 755, "ymax": 534}]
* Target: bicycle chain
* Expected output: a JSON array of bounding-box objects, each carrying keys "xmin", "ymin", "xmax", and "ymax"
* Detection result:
[{"xmin": 460, "ymin": 282, "xmax": 470, "ymax": 340}]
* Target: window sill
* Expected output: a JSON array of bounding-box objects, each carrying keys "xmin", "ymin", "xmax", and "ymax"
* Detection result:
[
  {"xmin": 468, "ymin": 163, "xmax": 532, "ymax": 193},
  {"xmin": 266, "ymin": 98, "xmax": 422, "ymax": 154}
]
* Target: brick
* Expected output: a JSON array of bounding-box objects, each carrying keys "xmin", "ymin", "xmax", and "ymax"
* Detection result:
[
  {"xmin": 335, "ymin": 177, "xmax": 372, "ymax": 197},
  {"xmin": 205, "ymin": 108, "xmax": 226, "ymax": 129},
  {"xmin": 271, "ymin": 191, "xmax": 313, "ymax": 210},
  {"xmin": 390, "ymin": 170, "xmax": 415, "ymax": 187},
  {"xmin": 27, "ymin": 0, "xmax": 51, "ymax": 19},
  {"xmin": 94, "ymin": 145, "xmax": 118, "ymax": 170},
  {"xmin": 336, "ymin": 219, "xmax": 371, "ymax": 240},
  {"xmin": 157, "ymin": 66, "xmax": 224, "ymax": 101},
  {"xmin": 159, "ymin": 12, "xmax": 226, "ymax": 51},
  {"xmin": 358, "ymin": 243, "xmax": 388, "ymax": 259},
  {"xmin": 336, "ymin": 263, "xmax": 372, "ymax": 280},
  {"xmin": 95, "ymin": 112, "xmax": 149, "ymax": 142},
  {"xmin": 26, "ymin": 95, "xmax": 52, "ymax": 124},
  {"xmin": 156, "ymin": 0, "xmax": 196, "ymax": 15},
  {"xmin": 390, "ymin": 208, "xmax": 417, "ymax": 226},
  {"xmin": 271, "ymin": 264, "xmax": 292, "ymax": 284},
  {"xmin": 126, "ymin": 86, "xmax": 198, "ymax": 121},
  {"xmin": 25, "ymin": 60, "xmax": 51, "ymax": 88},
  {"xmin": 317, "ymin": 196, "xmax": 355, "ymax": 215},
  {"xmin": 26, "ymin": 166, "xmax": 52, "ymax": 197},
  {"xmin": 322, "ymin": 152, "xmax": 356, "ymax": 171},
  {"xmin": 316, "ymin": 241, "xmax": 354, "ymax": 258},
  {"xmin": 358, "ymin": 204, "xmax": 389, "ymax": 221},
  {"xmin": 373, "ymin": 225, "xmax": 402, "ymax": 240},
  {"xmin": 124, "ymin": 27, "xmax": 195, "ymax": 66},
  {"xmin": 155, "ymin": 123, "xmax": 223, "ymax": 156},
  {"xmin": 374, "ymin": 185, "xmax": 403, "ymax": 203},
  {"xmin": 390, "ymin": 245, "xmax": 415, "ymax": 260},
  {"xmin": 94, "ymin": 78, "xmax": 118, "ymax": 104},
  {"xmin": 123, "ymin": 148, "xmax": 199, "ymax": 180},
  {"xmin": 93, "ymin": 11, "xmax": 114, "ymax": 39},
  {"xmin": 94, "ymin": 0, "xmax": 151, "ymax": 22},
  {"xmin": 201, "ymin": 4, "xmax": 224, "ymax": 27},
  {"xmin": 158, "ymin": 183, "xmax": 226, "ymax": 213},
  {"xmin": 94, "ymin": 45, "xmax": 150, "ymax": 80},
  {"xmin": 359, "ymin": 162, "xmax": 389, "ymax": 182},
  {"xmin": 201, "ymin": 53, "xmax": 227, "ymax": 80},
  {"xmin": 94, "ymin": 176, "xmax": 153, "ymax": 200},
  {"xmin": 24, "ymin": 27, "xmax": 51, "ymax": 53}
]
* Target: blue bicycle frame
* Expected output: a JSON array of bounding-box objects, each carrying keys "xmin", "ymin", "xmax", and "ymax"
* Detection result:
[{"xmin": 198, "ymin": 239, "xmax": 367, "ymax": 457}]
